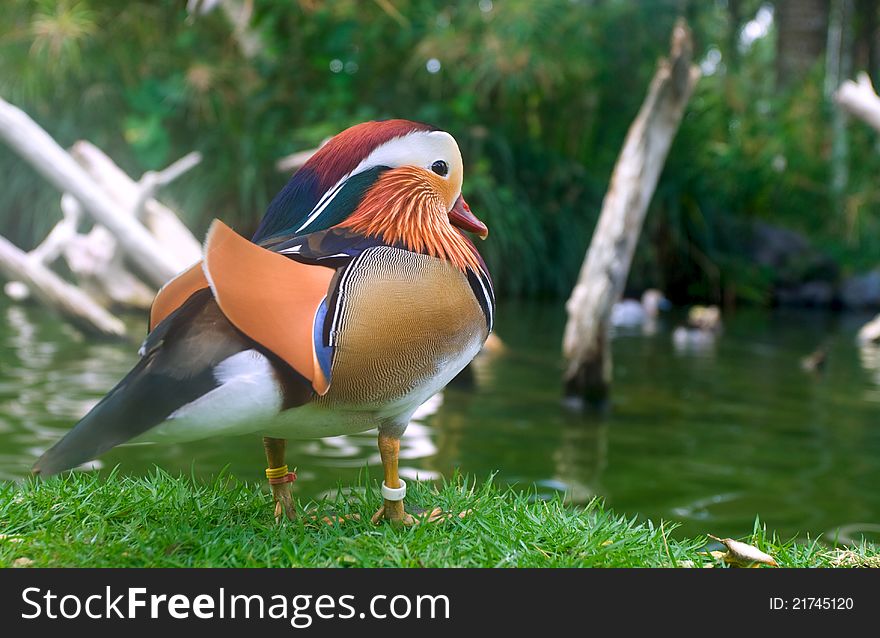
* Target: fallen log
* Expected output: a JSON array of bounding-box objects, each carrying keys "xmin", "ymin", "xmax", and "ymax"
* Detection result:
[
  {"xmin": 6, "ymin": 194, "xmax": 156, "ymax": 311},
  {"xmin": 70, "ymin": 141, "xmax": 202, "ymax": 269},
  {"xmin": 56, "ymin": 195, "xmax": 156, "ymax": 310},
  {"xmin": 0, "ymin": 96, "xmax": 180, "ymax": 287},
  {"xmin": 0, "ymin": 234, "xmax": 126, "ymax": 339},
  {"xmin": 562, "ymin": 19, "xmax": 700, "ymax": 408}
]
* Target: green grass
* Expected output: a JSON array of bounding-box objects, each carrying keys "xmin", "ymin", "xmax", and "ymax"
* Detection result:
[{"xmin": 0, "ymin": 470, "xmax": 877, "ymax": 568}]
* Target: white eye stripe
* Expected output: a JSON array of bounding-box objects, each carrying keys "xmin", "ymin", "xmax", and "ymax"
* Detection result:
[
  {"xmin": 298, "ymin": 130, "xmax": 463, "ymax": 232},
  {"xmin": 357, "ymin": 131, "xmax": 458, "ymax": 174}
]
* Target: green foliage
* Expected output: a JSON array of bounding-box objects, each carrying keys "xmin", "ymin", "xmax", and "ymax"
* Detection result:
[
  {"xmin": 2, "ymin": 471, "xmax": 873, "ymax": 567},
  {"xmin": 1, "ymin": 1, "xmax": 879, "ymax": 300}
]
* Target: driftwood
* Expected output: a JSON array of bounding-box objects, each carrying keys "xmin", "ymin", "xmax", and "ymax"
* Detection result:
[
  {"xmin": 0, "ymin": 95, "xmax": 207, "ymax": 337},
  {"xmin": 4, "ymin": 194, "xmax": 155, "ymax": 311},
  {"xmin": 562, "ymin": 19, "xmax": 700, "ymax": 407},
  {"xmin": 56, "ymin": 195, "xmax": 157, "ymax": 309},
  {"xmin": 1, "ymin": 143, "xmax": 205, "ymax": 313},
  {"xmin": 70, "ymin": 141, "xmax": 202, "ymax": 270},
  {"xmin": 835, "ymin": 72, "xmax": 880, "ymax": 132},
  {"xmin": 857, "ymin": 314, "xmax": 880, "ymax": 345},
  {"xmin": 0, "ymin": 234, "xmax": 126, "ymax": 339},
  {"xmin": 0, "ymin": 96, "xmax": 181, "ymax": 287}
]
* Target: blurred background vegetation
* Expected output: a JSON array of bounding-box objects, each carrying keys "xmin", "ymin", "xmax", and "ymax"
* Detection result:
[{"xmin": 1, "ymin": 0, "xmax": 879, "ymax": 303}]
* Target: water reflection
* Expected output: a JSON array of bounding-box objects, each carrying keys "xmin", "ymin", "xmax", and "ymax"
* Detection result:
[
  {"xmin": 858, "ymin": 344, "xmax": 880, "ymax": 403},
  {"xmin": 833, "ymin": 523, "xmax": 880, "ymax": 545},
  {"xmin": 553, "ymin": 419, "xmax": 607, "ymax": 504}
]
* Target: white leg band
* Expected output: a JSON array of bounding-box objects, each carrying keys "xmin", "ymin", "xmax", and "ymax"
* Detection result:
[{"xmin": 381, "ymin": 479, "xmax": 407, "ymax": 501}]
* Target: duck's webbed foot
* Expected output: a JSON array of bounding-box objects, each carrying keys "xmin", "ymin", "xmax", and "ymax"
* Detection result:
[
  {"xmin": 370, "ymin": 501, "xmax": 456, "ymax": 525},
  {"xmin": 370, "ymin": 499, "xmax": 418, "ymax": 526},
  {"xmin": 269, "ymin": 474, "xmax": 297, "ymax": 522}
]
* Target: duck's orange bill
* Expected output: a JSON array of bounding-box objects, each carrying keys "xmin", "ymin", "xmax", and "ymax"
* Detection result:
[
  {"xmin": 203, "ymin": 220, "xmax": 334, "ymax": 395},
  {"xmin": 448, "ymin": 195, "xmax": 488, "ymax": 239}
]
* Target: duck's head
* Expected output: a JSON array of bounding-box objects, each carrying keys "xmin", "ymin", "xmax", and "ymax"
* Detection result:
[{"xmin": 254, "ymin": 120, "xmax": 487, "ymax": 270}]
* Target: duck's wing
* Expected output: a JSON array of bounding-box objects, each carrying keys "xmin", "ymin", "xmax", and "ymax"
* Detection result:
[
  {"xmin": 148, "ymin": 221, "xmax": 340, "ymax": 394},
  {"xmin": 202, "ymin": 221, "xmax": 336, "ymax": 394},
  {"xmin": 33, "ymin": 223, "xmax": 359, "ymax": 476}
]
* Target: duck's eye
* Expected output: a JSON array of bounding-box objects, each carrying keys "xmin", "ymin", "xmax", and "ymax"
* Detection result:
[{"xmin": 431, "ymin": 160, "xmax": 449, "ymax": 177}]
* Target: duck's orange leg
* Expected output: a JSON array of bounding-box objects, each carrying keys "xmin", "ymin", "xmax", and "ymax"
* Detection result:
[
  {"xmin": 263, "ymin": 436, "xmax": 296, "ymax": 522},
  {"xmin": 370, "ymin": 432, "xmax": 445, "ymax": 525},
  {"xmin": 370, "ymin": 433, "xmax": 412, "ymax": 525}
]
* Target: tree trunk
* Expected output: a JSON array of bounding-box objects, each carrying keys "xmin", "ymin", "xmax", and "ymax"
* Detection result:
[
  {"xmin": 776, "ymin": 0, "xmax": 831, "ymax": 88},
  {"xmin": 726, "ymin": 0, "xmax": 744, "ymax": 71},
  {"xmin": 562, "ymin": 19, "xmax": 700, "ymax": 409}
]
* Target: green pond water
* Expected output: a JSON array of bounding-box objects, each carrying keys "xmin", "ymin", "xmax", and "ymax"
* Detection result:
[{"xmin": 2, "ymin": 296, "xmax": 879, "ymax": 542}]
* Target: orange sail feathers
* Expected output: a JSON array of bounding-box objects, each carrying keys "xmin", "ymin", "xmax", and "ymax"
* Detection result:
[{"xmin": 149, "ymin": 221, "xmax": 333, "ymax": 394}]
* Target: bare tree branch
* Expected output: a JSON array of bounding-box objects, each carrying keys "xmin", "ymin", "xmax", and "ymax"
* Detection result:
[{"xmin": 835, "ymin": 72, "xmax": 880, "ymax": 132}]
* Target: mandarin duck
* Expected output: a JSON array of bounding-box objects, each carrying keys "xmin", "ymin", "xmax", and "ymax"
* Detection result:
[{"xmin": 33, "ymin": 120, "xmax": 495, "ymax": 525}]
